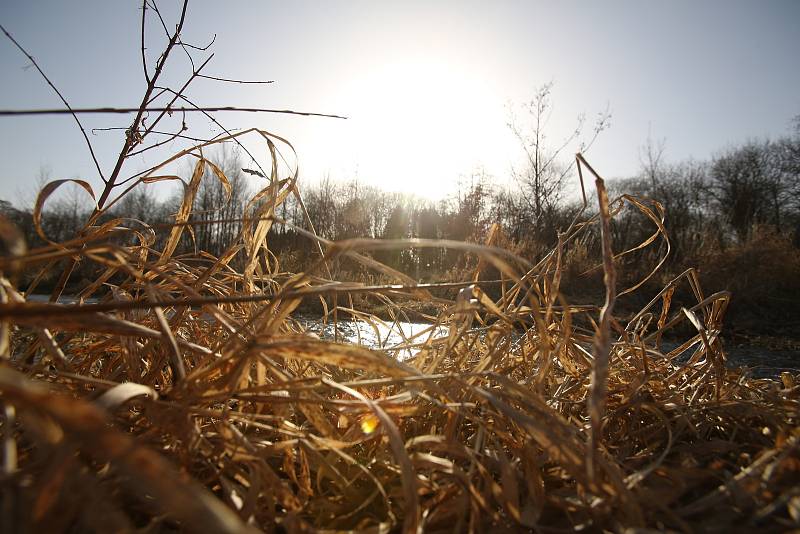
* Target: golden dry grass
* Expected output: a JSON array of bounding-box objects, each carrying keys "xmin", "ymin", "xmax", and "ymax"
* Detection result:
[{"xmin": 0, "ymin": 136, "xmax": 798, "ymax": 533}]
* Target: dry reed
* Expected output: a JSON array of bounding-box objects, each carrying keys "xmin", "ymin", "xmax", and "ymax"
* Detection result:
[
  {"xmin": 1, "ymin": 2, "xmax": 798, "ymax": 528},
  {"xmin": 0, "ymin": 135, "xmax": 797, "ymax": 533}
]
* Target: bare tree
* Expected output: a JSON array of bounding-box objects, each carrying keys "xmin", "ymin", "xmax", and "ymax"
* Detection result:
[
  {"xmin": 192, "ymin": 147, "xmax": 250, "ymax": 256},
  {"xmin": 639, "ymin": 130, "xmax": 667, "ymax": 191},
  {"xmin": 709, "ymin": 141, "xmax": 792, "ymax": 240},
  {"xmin": 303, "ymin": 175, "xmax": 338, "ymax": 240},
  {"xmin": 113, "ymin": 184, "xmax": 159, "ymax": 222},
  {"xmin": 508, "ymin": 83, "xmax": 610, "ymax": 236}
]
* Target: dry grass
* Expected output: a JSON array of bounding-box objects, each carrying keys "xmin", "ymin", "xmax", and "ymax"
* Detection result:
[{"xmin": 0, "ymin": 137, "xmax": 798, "ymax": 533}]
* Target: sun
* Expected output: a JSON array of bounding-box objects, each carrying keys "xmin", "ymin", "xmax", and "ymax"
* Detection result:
[{"xmin": 329, "ymin": 56, "xmax": 512, "ymax": 200}]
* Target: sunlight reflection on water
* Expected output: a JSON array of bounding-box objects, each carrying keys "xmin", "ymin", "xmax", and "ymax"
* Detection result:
[{"xmin": 298, "ymin": 317, "xmax": 447, "ymax": 360}]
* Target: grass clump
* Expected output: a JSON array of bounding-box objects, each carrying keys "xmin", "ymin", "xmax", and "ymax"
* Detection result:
[{"xmin": 0, "ymin": 137, "xmax": 797, "ymax": 533}]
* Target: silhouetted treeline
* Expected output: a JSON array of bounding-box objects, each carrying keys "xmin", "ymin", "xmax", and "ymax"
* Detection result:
[
  {"xmin": 4, "ymin": 132, "xmax": 799, "ymax": 271},
  {"xmin": 612, "ymin": 135, "xmax": 800, "ymax": 259},
  {"xmin": 3, "ymin": 124, "xmax": 799, "ymax": 335}
]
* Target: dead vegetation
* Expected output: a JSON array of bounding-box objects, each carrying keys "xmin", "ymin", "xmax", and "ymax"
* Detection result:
[
  {"xmin": 1, "ymin": 2, "xmax": 799, "ymax": 532},
  {"xmin": 1, "ymin": 139, "xmax": 798, "ymax": 532}
]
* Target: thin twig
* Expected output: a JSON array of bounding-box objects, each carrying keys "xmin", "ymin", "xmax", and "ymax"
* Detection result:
[
  {"xmin": 148, "ymin": 0, "xmax": 195, "ymax": 71},
  {"xmin": 148, "ymin": 89, "xmax": 272, "ymax": 178},
  {"xmin": 0, "ymin": 24, "xmax": 106, "ymax": 183},
  {"xmin": 138, "ymin": 55, "xmax": 214, "ymax": 138},
  {"xmin": 180, "ymin": 34, "xmax": 216, "ymax": 51},
  {"xmin": 148, "ymin": 0, "xmax": 172, "ymax": 38},
  {"xmin": 146, "ymin": 86, "xmax": 171, "ymax": 107},
  {"xmin": 197, "ymin": 74, "xmax": 274, "ymax": 85},
  {"xmin": 140, "ymin": 0, "xmax": 151, "ymax": 84},
  {"xmin": 92, "ymin": 126, "xmax": 207, "ymax": 143},
  {"xmin": 97, "ymin": 0, "xmax": 189, "ymax": 210},
  {"xmin": 126, "ymin": 115, "xmax": 191, "ymax": 157},
  {"xmin": 0, "ymin": 107, "xmax": 347, "ymax": 119}
]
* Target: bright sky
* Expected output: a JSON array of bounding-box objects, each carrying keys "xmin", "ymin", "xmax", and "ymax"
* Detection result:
[{"xmin": 1, "ymin": 0, "xmax": 798, "ymax": 205}]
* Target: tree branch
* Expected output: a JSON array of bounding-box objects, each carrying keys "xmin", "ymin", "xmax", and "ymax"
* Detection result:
[
  {"xmin": 0, "ymin": 106, "xmax": 347, "ymax": 119},
  {"xmin": 140, "ymin": 0, "xmax": 151, "ymax": 84},
  {"xmin": 96, "ymin": 0, "xmax": 190, "ymax": 210},
  {"xmin": 139, "ymin": 54, "xmax": 214, "ymax": 137}
]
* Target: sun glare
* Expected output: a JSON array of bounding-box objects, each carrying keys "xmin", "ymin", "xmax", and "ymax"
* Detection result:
[{"xmin": 333, "ymin": 57, "xmax": 511, "ymax": 200}]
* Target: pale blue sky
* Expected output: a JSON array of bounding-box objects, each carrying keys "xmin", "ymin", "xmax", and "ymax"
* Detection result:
[{"xmin": 1, "ymin": 1, "xmax": 798, "ymax": 205}]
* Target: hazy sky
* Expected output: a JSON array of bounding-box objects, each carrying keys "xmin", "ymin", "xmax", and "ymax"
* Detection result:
[{"xmin": 1, "ymin": 0, "xmax": 798, "ymax": 205}]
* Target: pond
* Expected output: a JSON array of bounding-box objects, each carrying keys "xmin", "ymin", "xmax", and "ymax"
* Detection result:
[
  {"xmin": 299, "ymin": 316, "xmax": 798, "ymax": 377},
  {"xmin": 24, "ymin": 296, "xmax": 800, "ymax": 377}
]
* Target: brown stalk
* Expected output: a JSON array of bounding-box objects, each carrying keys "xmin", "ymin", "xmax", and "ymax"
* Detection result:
[{"xmin": 578, "ymin": 153, "xmax": 617, "ymax": 484}]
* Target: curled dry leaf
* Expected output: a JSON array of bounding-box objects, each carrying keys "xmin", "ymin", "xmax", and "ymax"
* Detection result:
[
  {"xmin": 95, "ymin": 382, "xmax": 158, "ymax": 410},
  {"xmin": 33, "ymin": 179, "xmax": 96, "ymax": 244}
]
